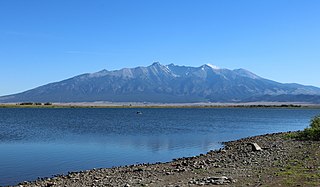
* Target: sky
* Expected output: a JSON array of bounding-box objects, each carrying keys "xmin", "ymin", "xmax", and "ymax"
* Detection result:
[{"xmin": 0, "ymin": 0, "xmax": 320, "ymax": 96}]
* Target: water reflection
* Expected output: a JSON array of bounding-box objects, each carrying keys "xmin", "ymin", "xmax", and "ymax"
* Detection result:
[{"xmin": 0, "ymin": 108, "xmax": 319, "ymax": 186}]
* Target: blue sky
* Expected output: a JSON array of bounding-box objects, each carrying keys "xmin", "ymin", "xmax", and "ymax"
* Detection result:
[{"xmin": 1, "ymin": 0, "xmax": 320, "ymax": 96}]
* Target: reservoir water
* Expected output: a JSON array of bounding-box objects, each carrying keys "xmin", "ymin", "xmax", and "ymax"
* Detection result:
[{"xmin": 0, "ymin": 108, "xmax": 319, "ymax": 186}]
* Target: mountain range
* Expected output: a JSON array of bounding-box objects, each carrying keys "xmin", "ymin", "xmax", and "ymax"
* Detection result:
[{"xmin": 1, "ymin": 62, "xmax": 320, "ymax": 103}]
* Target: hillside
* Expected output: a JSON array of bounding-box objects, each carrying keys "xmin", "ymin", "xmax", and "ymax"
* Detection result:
[{"xmin": 1, "ymin": 62, "xmax": 320, "ymax": 103}]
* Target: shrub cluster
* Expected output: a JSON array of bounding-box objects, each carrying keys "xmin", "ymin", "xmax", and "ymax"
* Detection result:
[{"xmin": 294, "ymin": 115, "xmax": 320, "ymax": 141}]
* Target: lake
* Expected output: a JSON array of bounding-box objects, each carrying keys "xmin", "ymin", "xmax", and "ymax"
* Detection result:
[{"xmin": 0, "ymin": 108, "xmax": 319, "ymax": 186}]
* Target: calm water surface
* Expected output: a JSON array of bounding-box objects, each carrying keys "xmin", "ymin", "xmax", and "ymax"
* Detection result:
[{"xmin": 0, "ymin": 108, "xmax": 319, "ymax": 186}]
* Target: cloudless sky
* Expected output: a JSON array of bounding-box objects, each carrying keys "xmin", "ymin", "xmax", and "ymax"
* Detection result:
[{"xmin": 1, "ymin": 0, "xmax": 320, "ymax": 96}]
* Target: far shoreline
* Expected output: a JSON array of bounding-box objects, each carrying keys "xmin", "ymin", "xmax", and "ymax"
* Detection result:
[{"xmin": 1, "ymin": 102, "xmax": 320, "ymax": 109}]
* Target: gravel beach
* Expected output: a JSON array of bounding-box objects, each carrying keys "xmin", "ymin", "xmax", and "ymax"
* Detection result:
[{"xmin": 15, "ymin": 132, "xmax": 320, "ymax": 187}]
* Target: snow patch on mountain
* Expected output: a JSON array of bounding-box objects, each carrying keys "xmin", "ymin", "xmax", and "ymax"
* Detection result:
[{"xmin": 205, "ymin": 64, "xmax": 220, "ymax": 69}]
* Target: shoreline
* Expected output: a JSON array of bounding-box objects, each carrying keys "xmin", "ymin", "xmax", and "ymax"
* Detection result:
[
  {"xmin": 1, "ymin": 102, "xmax": 320, "ymax": 109},
  {"xmin": 14, "ymin": 132, "xmax": 320, "ymax": 186}
]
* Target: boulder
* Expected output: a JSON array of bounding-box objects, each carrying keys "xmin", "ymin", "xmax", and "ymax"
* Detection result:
[{"xmin": 248, "ymin": 143, "xmax": 262, "ymax": 151}]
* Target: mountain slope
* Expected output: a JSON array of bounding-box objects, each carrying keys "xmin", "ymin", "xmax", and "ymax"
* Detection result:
[{"xmin": 1, "ymin": 62, "xmax": 320, "ymax": 103}]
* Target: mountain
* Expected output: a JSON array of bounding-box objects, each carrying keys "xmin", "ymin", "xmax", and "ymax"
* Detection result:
[{"xmin": 1, "ymin": 62, "xmax": 320, "ymax": 103}]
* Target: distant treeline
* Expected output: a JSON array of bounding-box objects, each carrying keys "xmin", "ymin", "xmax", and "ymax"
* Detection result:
[
  {"xmin": 18, "ymin": 102, "xmax": 52, "ymax": 106},
  {"xmin": 2, "ymin": 103, "xmax": 304, "ymax": 108},
  {"xmin": 234, "ymin": 104, "xmax": 302, "ymax": 108},
  {"xmin": 197, "ymin": 104, "xmax": 302, "ymax": 108}
]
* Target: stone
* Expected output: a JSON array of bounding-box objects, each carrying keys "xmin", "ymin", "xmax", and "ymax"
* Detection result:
[
  {"xmin": 248, "ymin": 143, "xmax": 262, "ymax": 151},
  {"xmin": 213, "ymin": 180, "xmax": 225, "ymax": 185},
  {"xmin": 221, "ymin": 149, "xmax": 227, "ymax": 153}
]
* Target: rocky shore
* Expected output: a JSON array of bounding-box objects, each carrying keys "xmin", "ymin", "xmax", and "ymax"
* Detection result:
[{"xmin": 16, "ymin": 132, "xmax": 320, "ymax": 187}]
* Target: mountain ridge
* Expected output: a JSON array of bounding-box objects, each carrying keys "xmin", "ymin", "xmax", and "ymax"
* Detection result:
[{"xmin": 1, "ymin": 62, "xmax": 320, "ymax": 103}]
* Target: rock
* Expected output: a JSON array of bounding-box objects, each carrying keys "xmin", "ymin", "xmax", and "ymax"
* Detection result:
[
  {"xmin": 133, "ymin": 168, "xmax": 143, "ymax": 172},
  {"xmin": 220, "ymin": 149, "xmax": 227, "ymax": 153},
  {"xmin": 181, "ymin": 161, "xmax": 188, "ymax": 166},
  {"xmin": 248, "ymin": 143, "xmax": 262, "ymax": 151},
  {"xmin": 189, "ymin": 176, "xmax": 233, "ymax": 185},
  {"xmin": 213, "ymin": 176, "xmax": 228, "ymax": 180},
  {"xmin": 213, "ymin": 179, "xmax": 225, "ymax": 185},
  {"xmin": 45, "ymin": 182, "xmax": 56, "ymax": 187}
]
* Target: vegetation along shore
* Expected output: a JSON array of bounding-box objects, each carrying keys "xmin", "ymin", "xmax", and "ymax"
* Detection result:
[
  {"xmin": 14, "ymin": 116, "xmax": 320, "ymax": 187},
  {"xmin": 1, "ymin": 102, "xmax": 320, "ymax": 109}
]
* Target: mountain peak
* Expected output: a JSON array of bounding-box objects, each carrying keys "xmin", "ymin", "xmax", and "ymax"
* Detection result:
[
  {"xmin": 88, "ymin": 69, "xmax": 109, "ymax": 78},
  {"xmin": 205, "ymin": 64, "xmax": 220, "ymax": 69},
  {"xmin": 151, "ymin": 62, "xmax": 161, "ymax": 66},
  {"xmin": 1, "ymin": 62, "xmax": 320, "ymax": 103}
]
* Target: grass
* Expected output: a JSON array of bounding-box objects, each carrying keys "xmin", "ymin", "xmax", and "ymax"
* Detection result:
[
  {"xmin": 281, "ymin": 117, "xmax": 320, "ymax": 186},
  {"xmin": 276, "ymin": 158, "xmax": 320, "ymax": 186}
]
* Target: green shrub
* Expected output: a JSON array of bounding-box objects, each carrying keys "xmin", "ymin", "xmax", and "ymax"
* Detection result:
[
  {"xmin": 294, "ymin": 115, "xmax": 320, "ymax": 141},
  {"xmin": 310, "ymin": 115, "xmax": 320, "ymax": 129}
]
